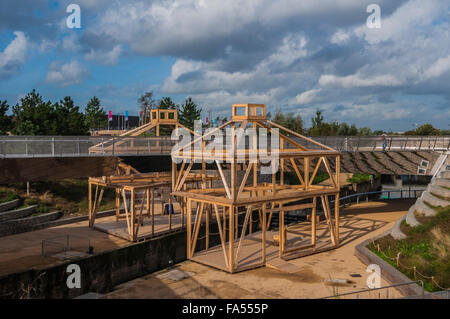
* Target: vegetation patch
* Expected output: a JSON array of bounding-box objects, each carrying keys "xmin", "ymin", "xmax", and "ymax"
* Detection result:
[
  {"xmin": 368, "ymin": 207, "xmax": 450, "ymax": 292},
  {"xmin": 347, "ymin": 173, "xmax": 372, "ymax": 184},
  {"xmin": 0, "ymin": 179, "xmax": 116, "ymax": 216},
  {"xmin": 0, "ymin": 191, "xmax": 19, "ymax": 204}
]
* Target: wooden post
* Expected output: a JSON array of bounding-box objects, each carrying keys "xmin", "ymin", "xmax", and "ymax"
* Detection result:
[
  {"xmin": 229, "ymin": 206, "xmax": 234, "ymax": 273},
  {"xmin": 88, "ymin": 182, "xmax": 92, "ymax": 227},
  {"xmin": 115, "ymin": 187, "xmax": 120, "ymax": 222},
  {"xmin": 312, "ymin": 197, "xmax": 316, "ymax": 249},
  {"xmin": 262, "ymin": 204, "xmax": 266, "ymax": 264},
  {"xmin": 151, "ymin": 188, "xmax": 155, "ymax": 236},
  {"xmin": 304, "ymin": 157, "xmax": 310, "ymax": 190},
  {"xmin": 206, "ymin": 204, "xmax": 210, "ymax": 250},
  {"xmin": 187, "ymin": 199, "xmax": 192, "ymax": 258},
  {"xmin": 131, "ymin": 188, "xmax": 135, "ymax": 241},
  {"xmin": 279, "ymin": 203, "xmax": 284, "ymax": 257}
]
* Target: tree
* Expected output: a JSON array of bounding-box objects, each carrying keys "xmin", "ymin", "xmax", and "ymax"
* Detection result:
[
  {"xmin": 12, "ymin": 90, "xmax": 57, "ymax": 135},
  {"xmin": 178, "ymin": 97, "xmax": 202, "ymax": 130},
  {"xmin": 54, "ymin": 96, "xmax": 88, "ymax": 135},
  {"xmin": 85, "ymin": 96, "xmax": 107, "ymax": 130},
  {"xmin": 158, "ymin": 97, "xmax": 176, "ymax": 109},
  {"xmin": 0, "ymin": 100, "xmax": 12, "ymax": 135},
  {"xmin": 12, "ymin": 90, "xmax": 88, "ymax": 136},
  {"xmin": 138, "ymin": 91, "xmax": 156, "ymax": 124},
  {"xmin": 404, "ymin": 123, "xmax": 441, "ymax": 136},
  {"xmin": 272, "ymin": 108, "xmax": 303, "ymax": 133}
]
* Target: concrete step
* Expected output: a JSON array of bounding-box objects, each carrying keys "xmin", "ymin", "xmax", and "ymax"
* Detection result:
[
  {"xmin": 421, "ymin": 191, "xmax": 449, "ymax": 208},
  {"xmin": 0, "ymin": 205, "xmax": 37, "ymax": 223},
  {"xmin": 436, "ymin": 178, "xmax": 450, "ymax": 188},
  {"xmin": 427, "ymin": 184, "xmax": 450, "ymax": 199},
  {"xmin": 406, "ymin": 204, "xmax": 421, "ymax": 227},
  {"xmin": 443, "ymin": 171, "xmax": 450, "ymax": 179},
  {"xmin": 415, "ymin": 198, "xmax": 438, "ymax": 217},
  {"xmin": 390, "ymin": 215, "xmax": 407, "ymax": 240},
  {"xmin": 0, "ymin": 199, "xmax": 21, "ymax": 213}
]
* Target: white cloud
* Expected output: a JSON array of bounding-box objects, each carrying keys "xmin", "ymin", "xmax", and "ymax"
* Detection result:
[
  {"xmin": 0, "ymin": 31, "xmax": 28, "ymax": 78},
  {"xmin": 318, "ymin": 74, "xmax": 403, "ymax": 88},
  {"xmin": 295, "ymin": 89, "xmax": 322, "ymax": 104},
  {"xmin": 45, "ymin": 60, "xmax": 89, "ymax": 87},
  {"xmin": 423, "ymin": 55, "xmax": 450, "ymax": 80},
  {"xmin": 85, "ymin": 45, "xmax": 123, "ymax": 66},
  {"xmin": 330, "ymin": 29, "xmax": 350, "ymax": 44}
]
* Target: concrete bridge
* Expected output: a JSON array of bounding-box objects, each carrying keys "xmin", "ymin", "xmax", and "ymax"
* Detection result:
[{"xmin": 0, "ymin": 135, "xmax": 448, "ymax": 183}]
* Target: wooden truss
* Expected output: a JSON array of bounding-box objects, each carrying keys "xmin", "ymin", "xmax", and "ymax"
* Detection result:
[
  {"xmin": 88, "ymin": 172, "xmax": 217, "ymax": 241},
  {"xmin": 172, "ymin": 104, "xmax": 341, "ymax": 273}
]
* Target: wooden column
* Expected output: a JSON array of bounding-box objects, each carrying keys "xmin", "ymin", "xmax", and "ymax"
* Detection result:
[
  {"xmin": 262, "ymin": 204, "xmax": 266, "ymax": 264},
  {"xmin": 88, "ymin": 182, "xmax": 92, "ymax": 227},
  {"xmin": 187, "ymin": 199, "xmax": 192, "ymax": 258},
  {"xmin": 229, "ymin": 206, "xmax": 234, "ymax": 273},
  {"xmin": 312, "ymin": 196, "xmax": 317, "ymax": 250},
  {"xmin": 115, "ymin": 187, "xmax": 120, "ymax": 222}
]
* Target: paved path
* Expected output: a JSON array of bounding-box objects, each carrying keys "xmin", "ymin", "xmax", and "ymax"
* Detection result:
[{"xmin": 104, "ymin": 199, "xmax": 415, "ymax": 299}]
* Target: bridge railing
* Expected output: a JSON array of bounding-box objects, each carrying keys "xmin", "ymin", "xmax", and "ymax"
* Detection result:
[
  {"xmin": 0, "ymin": 136, "xmax": 175, "ymax": 158},
  {"xmin": 301, "ymin": 136, "xmax": 450, "ymax": 152},
  {"xmin": 0, "ymin": 135, "xmax": 448, "ymax": 158}
]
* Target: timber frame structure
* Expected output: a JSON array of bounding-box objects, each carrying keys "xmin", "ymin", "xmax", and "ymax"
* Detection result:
[
  {"xmin": 88, "ymin": 171, "xmax": 217, "ymax": 241},
  {"xmin": 171, "ymin": 104, "xmax": 341, "ymax": 273},
  {"xmin": 89, "ymin": 108, "xmax": 196, "ymax": 154}
]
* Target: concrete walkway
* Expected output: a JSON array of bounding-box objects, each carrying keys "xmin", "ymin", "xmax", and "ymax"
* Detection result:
[{"xmin": 105, "ymin": 199, "xmax": 414, "ymax": 299}]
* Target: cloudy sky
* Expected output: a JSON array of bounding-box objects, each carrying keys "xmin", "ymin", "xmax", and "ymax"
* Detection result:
[{"xmin": 0, "ymin": 0, "xmax": 449, "ymax": 130}]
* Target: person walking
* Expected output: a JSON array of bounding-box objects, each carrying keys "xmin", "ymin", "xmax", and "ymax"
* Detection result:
[{"xmin": 381, "ymin": 134, "xmax": 387, "ymax": 152}]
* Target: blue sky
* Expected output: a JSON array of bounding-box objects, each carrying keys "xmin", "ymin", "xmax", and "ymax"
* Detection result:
[{"xmin": 0, "ymin": 0, "xmax": 449, "ymax": 131}]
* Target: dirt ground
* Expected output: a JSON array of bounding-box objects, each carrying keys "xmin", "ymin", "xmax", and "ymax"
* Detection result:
[{"xmin": 104, "ymin": 199, "xmax": 415, "ymax": 299}]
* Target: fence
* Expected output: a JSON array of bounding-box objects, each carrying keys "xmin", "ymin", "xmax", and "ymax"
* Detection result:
[
  {"xmin": 42, "ymin": 234, "xmax": 91, "ymax": 260},
  {"xmin": 323, "ymin": 281, "xmax": 425, "ymax": 299},
  {"xmin": 336, "ymin": 189, "xmax": 425, "ymax": 207},
  {"xmin": 0, "ymin": 135, "xmax": 448, "ymax": 158}
]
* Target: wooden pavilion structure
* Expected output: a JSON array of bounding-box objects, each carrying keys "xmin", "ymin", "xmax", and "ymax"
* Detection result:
[
  {"xmin": 88, "ymin": 171, "xmax": 217, "ymax": 241},
  {"xmin": 171, "ymin": 104, "xmax": 341, "ymax": 273}
]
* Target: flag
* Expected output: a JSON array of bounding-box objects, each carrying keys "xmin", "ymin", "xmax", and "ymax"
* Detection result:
[
  {"xmin": 108, "ymin": 110, "xmax": 112, "ymax": 121},
  {"xmin": 125, "ymin": 110, "xmax": 128, "ymax": 121}
]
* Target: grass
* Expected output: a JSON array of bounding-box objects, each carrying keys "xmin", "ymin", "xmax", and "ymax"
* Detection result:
[
  {"xmin": 0, "ymin": 179, "xmax": 116, "ymax": 217},
  {"xmin": 0, "ymin": 191, "xmax": 19, "ymax": 204},
  {"xmin": 347, "ymin": 173, "xmax": 372, "ymax": 184},
  {"xmin": 368, "ymin": 206, "xmax": 450, "ymax": 292}
]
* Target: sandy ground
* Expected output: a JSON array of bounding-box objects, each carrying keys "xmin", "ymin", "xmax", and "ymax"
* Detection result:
[{"xmin": 104, "ymin": 199, "xmax": 415, "ymax": 299}]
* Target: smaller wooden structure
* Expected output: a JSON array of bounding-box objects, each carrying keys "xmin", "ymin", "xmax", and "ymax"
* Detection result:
[
  {"xmin": 89, "ymin": 172, "xmax": 217, "ymax": 241},
  {"xmin": 89, "ymin": 108, "xmax": 194, "ymax": 154}
]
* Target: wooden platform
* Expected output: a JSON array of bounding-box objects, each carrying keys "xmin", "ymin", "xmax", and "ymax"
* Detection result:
[
  {"xmin": 191, "ymin": 220, "xmax": 337, "ymax": 273},
  {"xmin": 94, "ymin": 213, "xmax": 185, "ymax": 241},
  {"xmin": 93, "ymin": 211, "xmax": 207, "ymax": 242}
]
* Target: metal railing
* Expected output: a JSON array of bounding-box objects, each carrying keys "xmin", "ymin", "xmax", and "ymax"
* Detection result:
[
  {"xmin": 323, "ymin": 280, "xmax": 425, "ymax": 299},
  {"xmin": 0, "ymin": 135, "xmax": 448, "ymax": 158},
  {"xmin": 335, "ymin": 189, "xmax": 425, "ymax": 207},
  {"xmin": 292, "ymin": 135, "xmax": 450, "ymax": 152},
  {"xmin": 0, "ymin": 136, "xmax": 175, "ymax": 158}
]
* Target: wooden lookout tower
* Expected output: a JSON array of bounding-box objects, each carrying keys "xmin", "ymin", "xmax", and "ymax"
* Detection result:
[{"xmin": 171, "ymin": 104, "xmax": 341, "ymax": 273}]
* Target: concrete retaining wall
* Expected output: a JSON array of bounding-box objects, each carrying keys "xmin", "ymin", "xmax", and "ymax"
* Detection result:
[
  {"xmin": 0, "ymin": 210, "xmax": 260, "ymax": 299},
  {"xmin": 0, "ymin": 199, "xmax": 21, "ymax": 213},
  {"xmin": 0, "ymin": 211, "xmax": 63, "ymax": 237},
  {"xmin": 355, "ymin": 232, "xmax": 425, "ymax": 297},
  {"xmin": 0, "ymin": 205, "xmax": 37, "ymax": 222}
]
